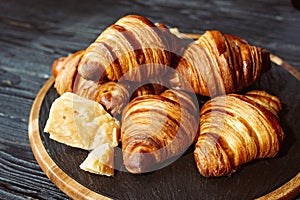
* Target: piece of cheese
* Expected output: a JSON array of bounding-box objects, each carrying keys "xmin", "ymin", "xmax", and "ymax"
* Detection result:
[
  {"xmin": 80, "ymin": 143, "xmax": 114, "ymax": 176},
  {"xmin": 44, "ymin": 92, "xmax": 120, "ymax": 150}
]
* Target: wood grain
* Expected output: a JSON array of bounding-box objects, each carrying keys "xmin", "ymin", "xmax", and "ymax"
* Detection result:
[{"xmin": 257, "ymin": 173, "xmax": 300, "ymax": 200}]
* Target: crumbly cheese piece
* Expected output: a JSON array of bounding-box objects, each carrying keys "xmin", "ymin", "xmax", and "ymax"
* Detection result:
[
  {"xmin": 44, "ymin": 92, "xmax": 120, "ymax": 150},
  {"xmin": 80, "ymin": 143, "xmax": 114, "ymax": 176}
]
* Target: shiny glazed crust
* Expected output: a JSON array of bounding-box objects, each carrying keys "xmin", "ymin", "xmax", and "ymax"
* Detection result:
[
  {"xmin": 77, "ymin": 15, "xmax": 177, "ymax": 82},
  {"xmin": 51, "ymin": 15, "xmax": 179, "ymax": 115},
  {"xmin": 171, "ymin": 30, "xmax": 271, "ymax": 96},
  {"xmin": 121, "ymin": 89, "xmax": 199, "ymax": 173},
  {"xmin": 194, "ymin": 90, "xmax": 284, "ymax": 177}
]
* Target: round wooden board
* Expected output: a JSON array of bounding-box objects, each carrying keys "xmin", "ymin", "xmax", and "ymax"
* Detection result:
[{"xmin": 29, "ymin": 55, "xmax": 300, "ymax": 200}]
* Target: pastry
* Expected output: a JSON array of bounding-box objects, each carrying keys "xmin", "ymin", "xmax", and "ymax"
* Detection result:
[
  {"xmin": 194, "ymin": 90, "xmax": 284, "ymax": 177},
  {"xmin": 170, "ymin": 30, "xmax": 271, "ymax": 96},
  {"xmin": 121, "ymin": 89, "xmax": 199, "ymax": 173}
]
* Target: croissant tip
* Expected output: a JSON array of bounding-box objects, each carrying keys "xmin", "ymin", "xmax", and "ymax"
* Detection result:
[
  {"xmin": 52, "ymin": 57, "xmax": 66, "ymax": 78},
  {"xmin": 124, "ymin": 151, "xmax": 156, "ymax": 174}
]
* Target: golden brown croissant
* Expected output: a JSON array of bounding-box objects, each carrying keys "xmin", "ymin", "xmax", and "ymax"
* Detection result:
[
  {"xmin": 131, "ymin": 83, "xmax": 165, "ymax": 99},
  {"xmin": 52, "ymin": 15, "xmax": 181, "ymax": 114},
  {"xmin": 52, "ymin": 52, "xmax": 169, "ymax": 116},
  {"xmin": 170, "ymin": 30, "xmax": 271, "ymax": 97},
  {"xmin": 52, "ymin": 51, "xmax": 129, "ymax": 115},
  {"xmin": 194, "ymin": 90, "xmax": 284, "ymax": 177},
  {"xmin": 52, "ymin": 50, "xmax": 85, "ymax": 95},
  {"xmin": 121, "ymin": 89, "xmax": 199, "ymax": 173},
  {"xmin": 77, "ymin": 15, "xmax": 179, "ymax": 82}
]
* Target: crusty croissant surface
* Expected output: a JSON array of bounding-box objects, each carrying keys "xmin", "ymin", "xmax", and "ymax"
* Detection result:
[
  {"xmin": 52, "ymin": 15, "xmax": 180, "ymax": 115},
  {"xmin": 131, "ymin": 83, "xmax": 165, "ymax": 100},
  {"xmin": 52, "ymin": 51, "xmax": 129, "ymax": 115},
  {"xmin": 171, "ymin": 30, "xmax": 271, "ymax": 97},
  {"xmin": 52, "ymin": 51, "xmax": 167, "ymax": 115},
  {"xmin": 194, "ymin": 90, "xmax": 284, "ymax": 177},
  {"xmin": 52, "ymin": 50, "xmax": 85, "ymax": 95},
  {"xmin": 121, "ymin": 89, "xmax": 199, "ymax": 173},
  {"xmin": 77, "ymin": 15, "xmax": 178, "ymax": 82}
]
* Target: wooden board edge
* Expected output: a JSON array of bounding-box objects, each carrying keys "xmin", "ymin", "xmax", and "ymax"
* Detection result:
[
  {"xmin": 256, "ymin": 172, "xmax": 300, "ymax": 200},
  {"xmin": 270, "ymin": 53, "xmax": 300, "ymax": 81},
  {"xmin": 28, "ymin": 76, "xmax": 110, "ymax": 200}
]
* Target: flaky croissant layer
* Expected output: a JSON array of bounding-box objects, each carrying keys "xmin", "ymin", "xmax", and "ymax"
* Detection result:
[
  {"xmin": 51, "ymin": 15, "xmax": 181, "ymax": 115},
  {"xmin": 52, "ymin": 50, "xmax": 166, "ymax": 116},
  {"xmin": 77, "ymin": 15, "xmax": 178, "ymax": 82},
  {"xmin": 171, "ymin": 30, "xmax": 271, "ymax": 97},
  {"xmin": 194, "ymin": 90, "xmax": 284, "ymax": 177},
  {"xmin": 121, "ymin": 89, "xmax": 199, "ymax": 174},
  {"xmin": 52, "ymin": 16, "xmax": 273, "ymax": 117}
]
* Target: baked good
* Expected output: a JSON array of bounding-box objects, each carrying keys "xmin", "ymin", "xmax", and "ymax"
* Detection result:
[
  {"xmin": 194, "ymin": 90, "xmax": 284, "ymax": 177},
  {"xmin": 121, "ymin": 89, "xmax": 199, "ymax": 173},
  {"xmin": 170, "ymin": 30, "xmax": 271, "ymax": 96}
]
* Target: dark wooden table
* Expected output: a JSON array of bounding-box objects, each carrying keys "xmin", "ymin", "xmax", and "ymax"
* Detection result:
[{"xmin": 1, "ymin": 0, "xmax": 299, "ymax": 199}]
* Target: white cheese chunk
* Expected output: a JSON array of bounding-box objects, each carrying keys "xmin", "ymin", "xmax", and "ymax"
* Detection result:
[
  {"xmin": 80, "ymin": 143, "xmax": 114, "ymax": 176},
  {"xmin": 44, "ymin": 92, "xmax": 120, "ymax": 150}
]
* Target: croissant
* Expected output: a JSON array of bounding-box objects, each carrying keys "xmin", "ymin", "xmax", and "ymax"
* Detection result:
[
  {"xmin": 52, "ymin": 51, "xmax": 128, "ymax": 115},
  {"xmin": 52, "ymin": 50, "xmax": 85, "ymax": 95},
  {"xmin": 194, "ymin": 90, "xmax": 284, "ymax": 177},
  {"xmin": 131, "ymin": 83, "xmax": 166, "ymax": 99},
  {"xmin": 170, "ymin": 30, "xmax": 271, "ymax": 97},
  {"xmin": 121, "ymin": 89, "xmax": 199, "ymax": 173},
  {"xmin": 52, "ymin": 15, "xmax": 181, "ymax": 114},
  {"xmin": 77, "ymin": 15, "xmax": 179, "ymax": 82}
]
